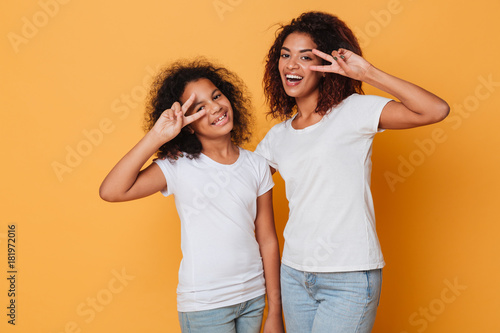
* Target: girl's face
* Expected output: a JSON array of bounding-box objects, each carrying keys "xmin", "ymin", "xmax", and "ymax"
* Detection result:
[
  {"xmin": 180, "ymin": 78, "xmax": 234, "ymax": 141},
  {"xmin": 278, "ymin": 32, "xmax": 323, "ymax": 100}
]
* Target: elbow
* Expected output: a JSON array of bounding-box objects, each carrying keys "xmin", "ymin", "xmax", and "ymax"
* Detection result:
[
  {"xmin": 437, "ymin": 100, "xmax": 450, "ymax": 122},
  {"xmin": 99, "ymin": 185, "xmax": 120, "ymax": 202},
  {"xmin": 431, "ymin": 100, "xmax": 450, "ymax": 124},
  {"xmin": 422, "ymin": 99, "xmax": 450, "ymax": 125},
  {"xmin": 99, "ymin": 188, "xmax": 113, "ymax": 202}
]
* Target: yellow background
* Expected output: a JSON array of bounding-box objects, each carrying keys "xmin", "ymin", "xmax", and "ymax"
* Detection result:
[{"xmin": 1, "ymin": 0, "xmax": 499, "ymax": 332}]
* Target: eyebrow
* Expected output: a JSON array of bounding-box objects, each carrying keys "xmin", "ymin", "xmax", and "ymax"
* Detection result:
[
  {"xmin": 281, "ymin": 46, "xmax": 314, "ymax": 53},
  {"xmin": 193, "ymin": 88, "xmax": 220, "ymax": 107}
]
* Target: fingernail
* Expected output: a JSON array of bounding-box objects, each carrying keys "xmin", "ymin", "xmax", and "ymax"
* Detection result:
[
  {"xmin": 179, "ymin": 153, "xmax": 184, "ymax": 157},
  {"xmin": 340, "ymin": 55, "xmax": 345, "ymax": 60},
  {"xmin": 333, "ymin": 56, "xmax": 338, "ymax": 61}
]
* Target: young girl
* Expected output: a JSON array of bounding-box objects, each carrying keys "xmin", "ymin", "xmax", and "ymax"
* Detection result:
[
  {"xmin": 255, "ymin": 12, "xmax": 449, "ymax": 332},
  {"xmin": 100, "ymin": 59, "xmax": 284, "ymax": 333}
]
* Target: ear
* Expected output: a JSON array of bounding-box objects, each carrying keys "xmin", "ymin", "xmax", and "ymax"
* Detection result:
[{"xmin": 186, "ymin": 126, "xmax": 195, "ymax": 134}]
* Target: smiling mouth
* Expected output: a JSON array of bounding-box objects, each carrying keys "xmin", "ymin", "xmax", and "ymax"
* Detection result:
[
  {"xmin": 286, "ymin": 74, "xmax": 303, "ymax": 83},
  {"xmin": 212, "ymin": 112, "xmax": 228, "ymax": 125}
]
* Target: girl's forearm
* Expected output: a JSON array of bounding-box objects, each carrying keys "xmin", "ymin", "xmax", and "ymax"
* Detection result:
[
  {"xmin": 99, "ymin": 131, "xmax": 165, "ymax": 201},
  {"xmin": 260, "ymin": 240, "xmax": 282, "ymax": 314}
]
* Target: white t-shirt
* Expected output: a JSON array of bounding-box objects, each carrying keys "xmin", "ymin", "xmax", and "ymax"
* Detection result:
[
  {"xmin": 154, "ymin": 148, "xmax": 274, "ymax": 312},
  {"xmin": 255, "ymin": 93, "xmax": 391, "ymax": 273}
]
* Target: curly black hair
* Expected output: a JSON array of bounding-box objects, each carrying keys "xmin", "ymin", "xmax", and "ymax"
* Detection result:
[
  {"xmin": 144, "ymin": 59, "xmax": 254, "ymax": 159},
  {"xmin": 264, "ymin": 11, "xmax": 364, "ymax": 120}
]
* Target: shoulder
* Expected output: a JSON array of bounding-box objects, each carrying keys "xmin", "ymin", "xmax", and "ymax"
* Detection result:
[
  {"xmin": 341, "ymin": 93, "xmax": 392, "ymax": 109},
  {"xmin": 154, "ymin": 154, "xmax": 196, "ymax": 170},
  {"xmin": 328, "ymin": 94, "xmax": 392, "ymax": 119},
  {"xmin": 267, "ymin": 118, "xmax": 292, "ymax": 134},
  {"xmin": 241, "ymin": 148, "xmax": 268, "ymax": 164},
  {"xmin": 154, "ymin": 156, "xmax": 173, "ymax": 168},
  {"xmin": 258, "ymin": 119, "xmax": 292, "ymax": 144},
  {"xmin": 241, "ymin": 148, "xmax": 272, "ymax": 171},
  {"xmin": 240, "ymin": 149, "xmax": 273, "ymax": 189}
]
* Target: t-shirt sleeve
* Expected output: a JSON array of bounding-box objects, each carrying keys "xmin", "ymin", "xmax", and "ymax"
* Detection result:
[
  {"xmin": 153, "ymin": 158, "xmax": 177, "ymax": 197},
  {"xmin": 257, "ymin": 155, "xmax": 274, "ymax": 197},
  {"xmin": 350, "ymin": 94, "xmax": 392, "ymax": 135},
  {"xmin": 254, "ymin": 127, "xmax": 279, "ymax": 170}
]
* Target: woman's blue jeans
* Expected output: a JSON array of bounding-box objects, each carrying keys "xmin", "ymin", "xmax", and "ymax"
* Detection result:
[{"xmin": 281, "ymin": 264, "xmax": 382, "ymax": 333}]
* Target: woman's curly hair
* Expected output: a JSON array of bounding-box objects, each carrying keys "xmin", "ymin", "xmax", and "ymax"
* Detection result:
[
  {"xmin": 144, "ymin": 59, "xmax": 253, "ymax": 160},
  {"xmin": 264, "ymin": 11, "xmax": 364, "ymax": 120}
]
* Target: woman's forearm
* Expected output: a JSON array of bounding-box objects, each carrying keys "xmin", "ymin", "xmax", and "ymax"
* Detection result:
[{"xmin": 364, "ymin": 65, "xmax": 450, "ymax": 124}]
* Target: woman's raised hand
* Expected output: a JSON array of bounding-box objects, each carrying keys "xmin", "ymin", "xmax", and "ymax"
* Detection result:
[
  {"xmin": 150, "ymin": 93, "xmax": 206, "ymax": 143},
  {"xmin": 310, "ymin": 48, "xmax": 373, "ymax": 82}
]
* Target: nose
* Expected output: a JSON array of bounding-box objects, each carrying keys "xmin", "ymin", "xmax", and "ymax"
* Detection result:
[
  {"xmin": 286, "ymin": 56, "xmax": 299, "ymax": 69},
  {"xmin": 208, "ymin": 101, "xmax": 222, "ymax": 115}
]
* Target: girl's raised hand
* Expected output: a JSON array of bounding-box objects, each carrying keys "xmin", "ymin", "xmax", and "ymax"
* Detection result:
[
  {"xmin": 150, "ymin": 93, "xmax": 206, "ymax": 143},
  {"xmin": 310, "ymin": 48, "xmax": 373, "ymax": 82}
]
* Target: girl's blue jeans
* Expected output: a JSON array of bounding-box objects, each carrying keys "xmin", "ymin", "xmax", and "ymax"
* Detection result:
[{"xmin": 178, "ymin": 294, "xmax": 265, "ymax": 333}]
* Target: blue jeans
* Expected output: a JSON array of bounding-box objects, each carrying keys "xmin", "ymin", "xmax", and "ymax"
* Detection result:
[
  {"xmin": 178, "ymin": 295, "xmax": 265, "ymax": 333},
  {"xmin": 281, "ymin": 264, "xmax": 382, "ymax": 333}
]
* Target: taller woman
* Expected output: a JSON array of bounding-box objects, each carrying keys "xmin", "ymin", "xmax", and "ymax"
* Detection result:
[{"xmin": 255, "ymin": 11, "xmax": 449, "ymax": 332}]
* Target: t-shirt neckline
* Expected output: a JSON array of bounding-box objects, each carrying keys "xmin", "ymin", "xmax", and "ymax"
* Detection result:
[
  {"xmin": 288, "ymin": 94, "xmax": 355, "ymax": 133},
  {"xmin": 199, "ymin": 147, "xmax": 244, "ymax": 169},
  {"xmin": 289, "ymin": 113, "xmax": 326, "ymax": 132}
]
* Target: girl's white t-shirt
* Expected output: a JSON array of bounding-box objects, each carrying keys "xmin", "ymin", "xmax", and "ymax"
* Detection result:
[
  {"xmin": 155, "ymin": 148, "xmax": 274, "ymax": 312},
  {"xmin": 255, "ymin": 93, "xmax": 391, "ymax": 273}
]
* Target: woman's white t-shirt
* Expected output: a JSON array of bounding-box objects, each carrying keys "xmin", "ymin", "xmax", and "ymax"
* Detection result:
[
  {"xmin": 155, "ymin": 148, "xmax": 274, "ymax": 312},
  {"xmin": 255, "ymin": 93, "xmax": 391, "ymax": 273}
]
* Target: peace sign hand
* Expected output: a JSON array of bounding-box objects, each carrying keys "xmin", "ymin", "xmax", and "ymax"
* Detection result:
[
  {"xmin": 310, "ymin": 48, "xmax": 373, "ymax": 82},
  {"xmin": 150, "ymin": 93, "xmax": 206, "ymax": 143}
]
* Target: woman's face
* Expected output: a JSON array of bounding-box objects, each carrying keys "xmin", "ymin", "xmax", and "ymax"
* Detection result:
[
  {"xmin": 278, "ymin": 32, "xmax": 323, "ymax": 100},
  {"xmin": 180, "ymin": 78, "xmax": 234, "ymax": 141}
]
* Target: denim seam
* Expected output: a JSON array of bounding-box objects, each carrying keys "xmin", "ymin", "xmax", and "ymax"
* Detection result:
[
  {"xmin": 182, "ymin": 312, "xmax": 192, "ymax": 333},
  {"xmin": 378, "ymin": 269, "xmax": 382, "ymax": 306},
  {"xmin": 236, "ymin": 299, "xmax": 248, "ymax": 317},
  {"xmin": 305, "ymin": 272, "xmax": 319, "ymax": 301},
  {"xmin": 354, "ymin": 271, "xmax": 371, "ymax": 333}
]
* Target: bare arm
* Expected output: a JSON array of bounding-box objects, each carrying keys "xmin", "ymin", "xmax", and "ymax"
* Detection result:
[
  {"xmin": 311, "ymin": 48, "xmax": 450, "ymax": 129},
  {"xmin": 99, "ymin": 94, "xmax": 206, "ymax": 202},
  {"xmin": 255, "ymin": 190, "xmax": 284, "ymax": 333},
  {"xmin": 99, "ymin": 132, "xmax": 168, "ymax": 202}
]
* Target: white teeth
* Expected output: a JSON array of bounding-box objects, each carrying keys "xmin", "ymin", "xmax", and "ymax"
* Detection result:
[
  {"xmin": 286, "ymin": 74, "xmax": 303, "ymax": 80},
  {"xmin": 212, "ymin": 113, "xmax": 227, "ymax": 125}
]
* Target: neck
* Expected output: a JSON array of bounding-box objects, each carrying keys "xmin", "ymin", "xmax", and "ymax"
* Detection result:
[
  {"xmin": 198, "ymin": 135, "xmax": 239, "ymax": 163},
  {"xmin": 295, "ymin": 89, "xmax": 320, "ymax": 118}
]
